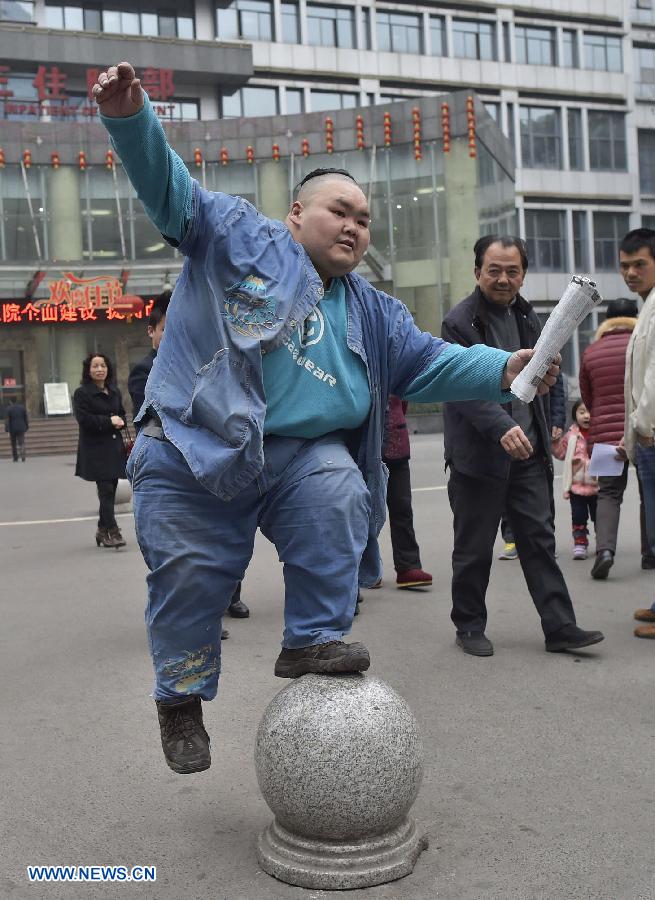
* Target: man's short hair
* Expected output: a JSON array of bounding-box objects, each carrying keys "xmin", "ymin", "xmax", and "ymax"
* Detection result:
[
  {"xmin": 474, "ymin": 235, "xmax": 529, "ymax": 272},
  {"xmin": 606, "ymin": 297, "xmax": 638, "ymax": 319},
  {"xmin": 148, "ymin": 289, "xmax": 171, "ymax": 328},
  {"xmin": 293, "ymin": 167, "xmax": 358, "ymax": 199},
  {"xmin": 619, "ymin": 228, "xmax": 655, "ymax": 260}
]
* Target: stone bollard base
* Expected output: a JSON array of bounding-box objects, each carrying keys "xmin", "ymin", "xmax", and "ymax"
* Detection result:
[{"xmin": 257, "ymin": 817, "xmax": 428, "ymax": 890}]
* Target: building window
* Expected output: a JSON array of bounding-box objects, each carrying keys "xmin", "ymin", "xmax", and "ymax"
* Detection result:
[
  {"xmin": 484, "ymin": 102, "xmax": 499, "ymax": 123},
  {"xmin": 360, "ymin": 6, "xmax": 371, "ymax": 50},
  {"xmin": 307, "ymin": 4, "xmax": 355, "ymax": 49},
  {"xmin": 639, "ymin": 130, "xmax": 655, "ymax": 194},
  {"xmin": 584, "ymin": 33, "xmax": 622, "ymax": 72},
  {"xmin": 515, "ymin": 25, "xmax": 555, "ymax": 66},
  {"xmin": 452, "ymin": 19, "xmax": 496, "ymax": 61},
  {"xmin": 594, "ymin": 212, "xmax": 630, "ymax": 270},
  {"xmin": 525, "ymin": 209, "xmax": 568, "ymax": 271},
  {"xmin": 588, "ymin": 111, "xmax": 626, "ymax": 171},
  {"xmin": 310, "ymin": 89, "xmax": 358, "ymax": 111},
  {"xmin": 1, "ymin": 0, "xmax": 33, "ymax": 20},
  {"xmin": 635, "ymin": 46, "xmax": 655, "ymax": 99},
  {"xmin": 45, "ymin": 4, "xmax": 193, "ymax": 36},
  {"xmin": 503, "ymin": 22, "xmax": 511, "ymax": 62},
  {"xmin": 285, "ymin": 87, "xmax": 304, "ymax": 114},
  {"xmin": 572, "ymin": 210, "xmax": 589, "ymax": 270},
  {"xmin": 221, "ymin": 84, "xmax": 278, "ymax": 117},
  {"xmin": 562, "ymin": 29, "xmax": 579, "ymax": 68},
  {"xmin": 430, "ymin": 16, "xmax": 445, "ymax": 56},
  {"xmin": 156, "ymin": 99, "xmax": 199, "ymax": 120},
  {"xmin": 568, "ymin": 108, "xmax": 584, "ymax": 170},
  {"xmin": 520, "ymin": 106, "xmax": 562, "ymax": 169},
  {"xmin": 280, "ymin": 1, "xmax": 298, "ymax": 41},
  {"xmin": 377, "ymin": 10, "xmax": 422, "ymax": 55},
  {"xmin": 217, "ymin": 0, "xmax": 273, "ymax": 41}
]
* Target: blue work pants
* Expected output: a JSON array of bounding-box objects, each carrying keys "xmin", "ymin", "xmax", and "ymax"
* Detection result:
[{"xmin": 127, "ymin": 431, "xmax": 370, "ymax": 702}]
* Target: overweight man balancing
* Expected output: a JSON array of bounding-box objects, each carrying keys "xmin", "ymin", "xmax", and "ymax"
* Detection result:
[{"xmin": 94, "ymin": 62, "xmax": 567, "ymax": 775}]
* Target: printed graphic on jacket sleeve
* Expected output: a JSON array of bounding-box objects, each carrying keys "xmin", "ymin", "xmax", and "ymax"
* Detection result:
[{"xmin": 223, "ymin": 275, "xmax": 282, "ymax": 338}]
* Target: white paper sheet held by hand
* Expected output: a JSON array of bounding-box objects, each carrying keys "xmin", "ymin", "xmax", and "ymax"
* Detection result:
[{"xmin": 588, "ymin": 443, "xmax": 624, "ymax": 477}]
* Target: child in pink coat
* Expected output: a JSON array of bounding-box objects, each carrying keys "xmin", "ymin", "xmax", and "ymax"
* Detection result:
[{"xmin": 552, "ymin": 400, "xmax": 598, "ymax": 559}]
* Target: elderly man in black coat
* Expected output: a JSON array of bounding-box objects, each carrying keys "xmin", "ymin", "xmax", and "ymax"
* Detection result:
[
  {"xmin": 5, "ymin": 398, "xmax": 28, "ymax": 462},
  {"xmin": 442, "ymin": 235, "xmax": 603, "ymax": 657}
]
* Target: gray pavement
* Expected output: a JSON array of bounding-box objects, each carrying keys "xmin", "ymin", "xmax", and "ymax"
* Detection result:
[{"xmin": 1, "ymin": 436, "xmax": 654, "ymax": 900}]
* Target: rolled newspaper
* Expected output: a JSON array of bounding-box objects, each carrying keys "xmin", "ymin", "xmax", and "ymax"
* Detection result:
[{"xmin": 510, "ymin": 275, "xmax": 603, "ymax": 404}]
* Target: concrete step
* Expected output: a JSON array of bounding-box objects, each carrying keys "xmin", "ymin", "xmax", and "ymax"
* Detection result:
[{"xmin": 0, "ymin": 416, "xmax": 79, "ymax": 459}]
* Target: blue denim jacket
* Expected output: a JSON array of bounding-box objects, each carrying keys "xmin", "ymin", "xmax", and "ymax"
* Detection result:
[{"xmin": 139, "ymin": 183, "xmax": 510, "ymax": 582}]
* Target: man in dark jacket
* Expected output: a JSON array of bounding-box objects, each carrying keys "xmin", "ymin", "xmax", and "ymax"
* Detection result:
[
  {"xmin": 128, "ymin": 291, "xmax": 171, "ymax": 423},
  {"xmin": 5, "ymin": 398, "xmax": 28, "ymax": 462},
  {"xmin": 442, "ymin": 235, "xmax": 604, "ymax": 657},
  {"xmin": 579, "ymin": 298, "xmax": 653, "ymax": 578}
]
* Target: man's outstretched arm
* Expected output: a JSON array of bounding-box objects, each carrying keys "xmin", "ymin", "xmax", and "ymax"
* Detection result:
[{"xmin": 93, "ymin": 61, "xmax": 192, "ymax": 243}]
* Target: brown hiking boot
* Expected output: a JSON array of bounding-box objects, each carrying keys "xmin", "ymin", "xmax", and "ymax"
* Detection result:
[
  {"xmin": 274, "ymin": 640, "xmax": 370, "ymax": 678},
  {"xmin": 634, "ymin": 608, "xmax": 655, "ymax": 622},
  {"xmin": 634, "ymin": 623, "xmax": 655, "ymax": 639},
  {"xmin": 156, "ymin": 697, "xmax": 211, "ymax": 774}
]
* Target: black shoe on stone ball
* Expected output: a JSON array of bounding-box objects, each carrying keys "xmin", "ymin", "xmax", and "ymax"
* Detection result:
[
  {"xmin": 455, "ymin": 632, "xmax": 494, "ymax": 657},
  {"xmin": 156, "ymin": 697, "xmax": 211, "ymax": 774},
  {"xmin": 545, "ymin": 624, "xmax": 605, "ymax": 653},
  {"xmin": 274, "ymin": 640, "xmax": 370, "ymax": 678}
]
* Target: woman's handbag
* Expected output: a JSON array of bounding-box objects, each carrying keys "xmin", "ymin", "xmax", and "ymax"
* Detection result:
[{"xmin": 122, "ymin": 422, "xmax": 135, "ymax": 457}]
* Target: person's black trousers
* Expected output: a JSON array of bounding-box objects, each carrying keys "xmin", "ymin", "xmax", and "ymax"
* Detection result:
[
  {"xmin": 447, "ymin": 457, "xmax": 576, "ymax": 637},
  {"xmin": 96, "ymin": 479, "xmax": 118, "ymax": 529},
  {"xmin": 10, "ymin": 432, "xmax": 26, "ymax": 461},
  {"xmin": 385, "ymin": 457, "xmax": 422, "ymax": 573}
]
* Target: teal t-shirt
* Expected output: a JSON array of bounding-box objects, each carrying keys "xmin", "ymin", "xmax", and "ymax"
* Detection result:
[{"xmin": 262, "ymin": 278, "xmax": 371, "ymax": 438}]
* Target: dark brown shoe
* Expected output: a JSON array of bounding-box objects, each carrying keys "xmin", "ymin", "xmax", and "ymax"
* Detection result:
[
  {"xmin": 274, "ymin": 640, "xmax": 370, "ymax": 678},
  {"xmin": 107, "ymin": 527, "xmax": 126, "ymax": 548},
  {"xmin": 95, "ymin": 528, "xmax": 118, "ymax": 548},
  {"xmin": 156, "ymin": 697, "xmax": 211, "ymax": 774},
  {"xmin": 634, "ymin": 608, "xmax": 655, "ymax": 622}
]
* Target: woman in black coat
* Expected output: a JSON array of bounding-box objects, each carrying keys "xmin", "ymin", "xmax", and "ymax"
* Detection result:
[{"xmin": 73, "ymin": 353, "xmax": 127, "ymax": 548}]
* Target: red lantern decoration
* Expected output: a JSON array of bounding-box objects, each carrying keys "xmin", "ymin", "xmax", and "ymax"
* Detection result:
[
  {"xmin": 356, "ymin": 114, "xmax": 365, "ymax": 151},
  {"xmin": 383, "ymin": 111, "xmax": 392, "ymax": 148},
  {"xmin": 78, "ymin": 150, "xmax": 87, "ymax": 171},
  {"xmin": 51, "ymin": 151, "xmax": 60, "ymax": 170},
  {"xmin": 23, "ymin": 149, "xmax": 32, "ymax": 169},
  {"xmin": 301, "ymin": 138, "xmax": 310, "ymax": 158},
  {"xmin": 272, "ymin": 143, "xmax": 280, "ymax": 162},
  {"xmin": 441, "ymin": 102, "xmax": 451, "ymax": 154},
  {"xmin": 105, "ymin": 149, "xmax": 114, "ymax": 170},
  {"xmin": 466, "ymin": 95, "xmax": 476, "ymax": 158},
  {"xmin": 0, "ymin": 148, "xmax": 5, "ymax": 168},
  {"xmin": 412, "ymin": 107, "xmax": 422, "ymax": 161},
  {"xmin": 193, "ymin": 147, "xmax": 202, "ymax": 168},
  {"xmin": 246, "ymin": 145, "xmax": 254, "ymax": 164},
  {"xmin": 220, "ymin": 147, "xmax": 229, "ymax": 166},
  {"xmin": 325, "ymin": 117, "xmax": 334, "ymax": 155}
]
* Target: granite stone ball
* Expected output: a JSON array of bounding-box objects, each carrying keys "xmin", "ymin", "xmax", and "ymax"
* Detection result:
[
  {"xmin": 114, "ymin": 478, "xmax": 132, "ymax": 505},
  {"xmin": 255, "ymin": 674, "xmax": 423, "ymax": 841}
]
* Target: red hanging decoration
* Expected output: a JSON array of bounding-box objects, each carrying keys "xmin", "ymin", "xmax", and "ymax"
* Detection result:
[
  {"xmin": 301, "ymin": 138, "xmax": 310, "ymax": 158},
  {"xmin": 325, "ymin": 117, "xmax": 334, "ymax": 155},
  {"xmin": 356, "ymin": 114, "xmax": 365, "ymax": 151},
  {"xmin": 0, "ymin": 148, "xmax": 5, "ymax": 168},
  {"xmin": 246, "ymin": 145, "xmax": 254, "ymax": 164},
  {"xmin": 78, "ymin": 150, "xmax": 87, "ymax": 171},
  {"xmin": 51, "ymin": 151, "xmax": 60, "ymax": 170},
  {"xmin": 23, "ymin": 149, "xmax": 32, "ymax": 169},
  {"xmin": 441, "ymin": 102, "xmax": 451, "ymax": 154},
  {"xmin": 220, "ymin": 147, "xmax": 229, "ymax": 166},
  {"xmin": 383, "ymin": 111, "xmax": 392, "ymax": 148},
  {"xmin": 193, "ymin": 147, "xmax": 202, "ymax": 168},
  {"xmin": 272, "ymin": 143, "xmax": 280, "ymax": 162},
  {"xmin": 105, "ymin": 149, "xmax": 114, "ymax": 169},
  {"xmin": 412, "ymin": 107, "xmax": 422, "ymax": 161},
  {"xmin": 466, "ymin": 95, "xmax": 476, "ymax": 159}
]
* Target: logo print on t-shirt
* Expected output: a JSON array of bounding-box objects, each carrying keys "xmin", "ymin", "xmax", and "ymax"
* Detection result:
[{"xmin": 298, "ymin": 307, "xmax": 325, "ymax": 348}]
